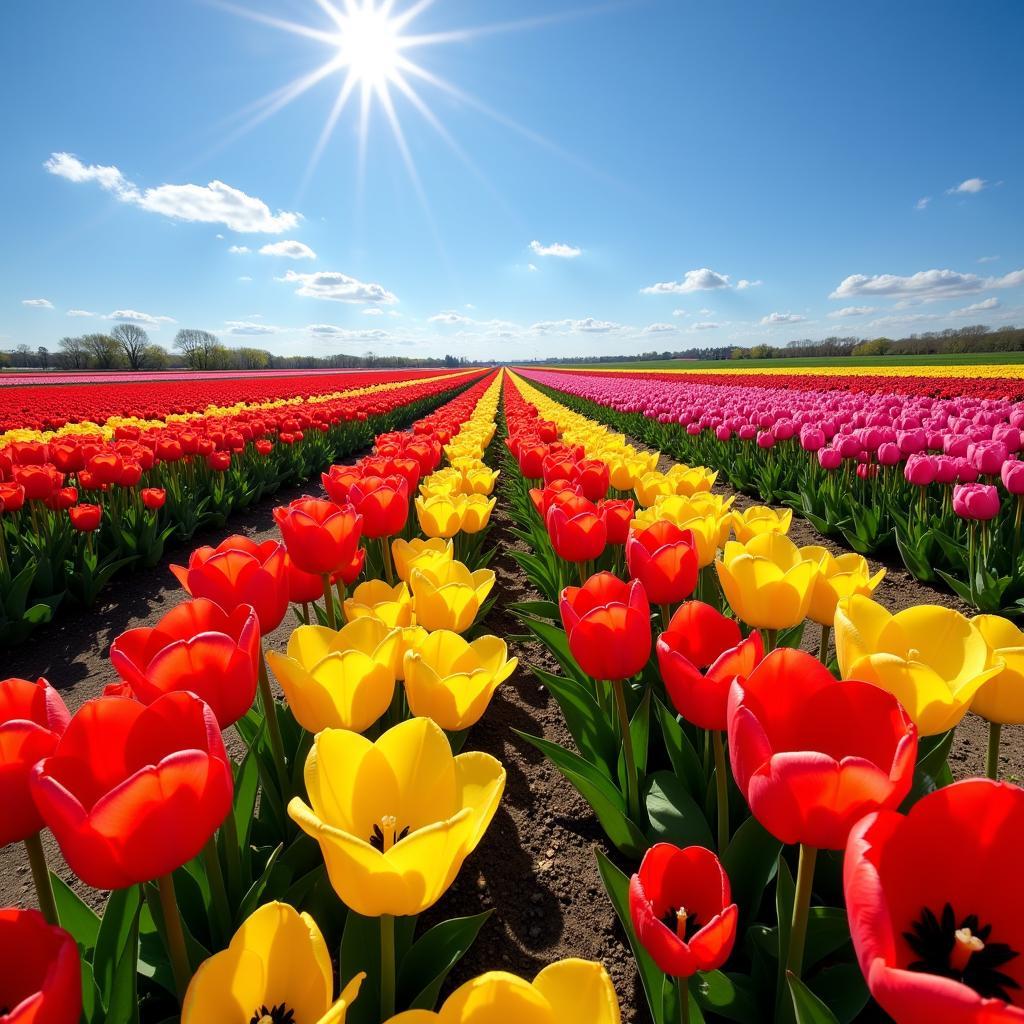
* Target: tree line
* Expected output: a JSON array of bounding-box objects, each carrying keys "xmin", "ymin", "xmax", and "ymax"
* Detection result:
[{"xmin": 0, "ymin": 328, "xmax": 475, "ymax": 372}]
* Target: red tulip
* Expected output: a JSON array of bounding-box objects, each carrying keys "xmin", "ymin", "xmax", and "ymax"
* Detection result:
[
  {"xmin": 575, "ymin": 459, "xmax": 611, "ymax": 501},
  {"xmin": 347, "ymin": 475, "xmax": 409, "ymax": 538},
  {"xmin": 321, "ymin": 465, "xmax": 363, "ymax": 504},
  {"xmin": 30, "ymin": 692, "xmax": 233, "ymax": 889},
  {"xmin": 727, "ymin": 648, "xmax": 918, "ymax": 849},
  {"xmin": 273, "ymin": 498, "xmax": 362, "ymax": 576},
  {"xmin": 171, "ymin": 537, "xmax": 289, "ymax": 633},
  {"xmin": 546, "ymin": 499, "xmax": 607, "ymax": 563},
  {"xmin": 141, "ymin": 487, "xmax": 166, "ymax": 510},
  {"xmin": 206, "ymin": 451, "xmax": 231, "ymax": 472},
  {"xmin": 0, "ymin": 909, "xmax": 81, "ymax": 1024},
  {"xmin": 109, "ymin": 599, "xmax": 260, "ymax": 728},
  {"xmin": 68, "ymin": 504, "xmax": 101, "ymax": 532},
  {"xmin": 0, "ymin": 483, "xmax": 25, "ymax": 512},
  {"xmin": 15, "ymin": 466, "xmax": 61, "ymax": 502},
  {"xmin": 598, "ymin": 498, "xmax": 635, "ymax": 545},
  {"xmin": 560, "ymin": 572, "xmax": 651, "ymax": 680},
  {"xmin": 337, "ymin": 545, "xmax": 366, "ymax": 587},
  {"xmin": 626, "ymin": 521, "xmax": 699, "ymax": 606},
  {"xmin": 629, "ymin": 843, "xmax": 738, "ymax": 978},
  {"xmin": 0, "ymin": 678, "xmax": 70, "ymax": 847},
  {"xmin": 656, "ymin": 602, "xmax": 763, "ymax": 731},
  {"xmin": 45, "ymin": 487, "xmax": 78, "ymax": 512},
  {"xmin": 845, "ymin": 779, "xmax": 1024, "ymax": 1023}
]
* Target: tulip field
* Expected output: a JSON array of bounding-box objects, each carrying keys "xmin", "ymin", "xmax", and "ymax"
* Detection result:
[{"xmin": 2, "ymin": 361, "xmax": 1024, "ymax": 1024}]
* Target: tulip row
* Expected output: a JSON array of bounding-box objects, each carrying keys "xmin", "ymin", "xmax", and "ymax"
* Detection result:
[
  {"xmin": 520, "ymin": 366, "xmax": 1024, "ymax": 615},
  {"xmin": 0, "ymin": 370, "xmax": 486, "ymax": 645},
  {"xmin": 1, "ymin": 365, "xmax": 637, "ymax": 1024},
  {"xmin": 501, "ymin": 369, "xmax": 1024, "ymax": 1023}
]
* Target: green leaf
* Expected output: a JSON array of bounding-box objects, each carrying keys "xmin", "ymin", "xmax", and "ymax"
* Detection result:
[
  {"xmin": 802, "ymin": 908, "xmax": 851, "ymax": 972},
  {"xmin": 629, "ymin": 686, "xmax": 652, "ymax": 776},
  {"xmin": 775, "ymin": 855, "xmax": 795, "ymax": 1021},
  {"xmin": 691, "ymin": 971, "xmax": 763, "ymax": 1023},
  {"xmin": 398, "ymin": 911, "xmax": 493, "ymax": 1010},
  {"xmin": 517, "ymin": 615, "xmax": 589, "ymax": 684},
  {"xmin": 339, "ymin": 911, "xmax": 383, "ymax": 1024},
  {"xmin": 721, "ymin": 816, "xmax": 782, "ymax": 925},
  {"xmin": 655, "ymin": 699, "xmax": 705, "ymax": 800},
  {"xmin": 93, "ymin": 886, "xmax": 142, "ymax": 1009},
  {"xmin": 515, "ymin": 730, "xmax": 646, "ymax": 858},
  {"xmin": 50, "ymin": 873, "xmax": 100, "ymax": 952},
  {"xmin": 79, "ymin": 958, "xmax": 103, "ymax": 1024},
  {"xmin": 102, "ymin": 900, "xmax": 142, "ymax": 1024},
  {"xmin": 807, "ymin": 964, "xmax": 869, "ymax": 1024},
  {"xmin": 596, "ymin": 849, "xmax": 665, "ymax": 1024},
  {"xmin": 237, "ymin": 843, "xmax": 283, "ymax": 922},
  {"xmin": 532, "ymin": 666, "xmax": 618, "ymax": 778},
  {"xmin": 645, "ymin": 771, "xmax": 713, "ymax": 849},
  {"xmin": 507, "ymin": 600, "xmax": 559, "ymax": 620},
  {"xmin": 787, "ymin": 973, "xmax": 840, "ymax": 1024}
]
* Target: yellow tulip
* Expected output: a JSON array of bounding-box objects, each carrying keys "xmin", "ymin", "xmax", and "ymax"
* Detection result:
[
  {"xmin": 385, "ymin": 960, "xmax": 620, "ymax": 1024},
  {"xmin": 344, "ymin": 580, "xmax": 414, "ymax": 628},
  {"xmin": 716, "ymin": 533, "xmax": 819, "ymax": 630},
  {"xmin": 419, "ymin": 469, "xmax": 464, "ymax": 498},
  {"xmin": 460, "ymin": 465, "xmax": 499, "ymax": 496},
  {"xmin": 799, "ymin": 545, "xmax": 886, "ymax": 626},
  {"xmin": 411, "ymin": 561, "xmax": 495, "ymax": 633},
  {"xmin": 608, "ymin": 454, "xmax": 657, "ymax": 492},
  {"xmin": 266, "ymin": 620, "xmax": 399, "ymax": 733},
  {"xmin": 634, "ymin": 471, "xmax": 677, "ymax": 508},
  {"xmin": 392, "ymin": 537, "xmax": 455, "ymax": 583},
  {"xmin": 394, "ymin": 625, "xmax": 430, "ymax": 681},
  {"xmin": 970, "ymin": 615, "xmax": 1024, "ymax": 725},
  {"xmin": 288, "ymin": 717, "xmax": 505, "ymax": 917},
  {"xmin": 416, "ymin": 494, "xmax": 463, "ymax": 539},
  {"xmin": 668, "ymin": 464, "xmax": 718, "ymax": 497},
  {"xmin": 633, "ymin": 507, "xmax": 722, "ymax": 567},
  {"xmin": 834, "ymin": 596, "xmax": 1004, "ymax": 735},
  {"xmin": 459, "ymin": 494, "xmax": 496, "ymax": 534},
  {"xmin": 404, "ymin": 630, "xmax": 518, "ymax": 730},
  {"xmin": 181, "ymin": 901, "xmax": 364, "ymax": 1024},
  {"xmin": 730, "ymin": 506, "xmax": 793, "ymax": 544}
]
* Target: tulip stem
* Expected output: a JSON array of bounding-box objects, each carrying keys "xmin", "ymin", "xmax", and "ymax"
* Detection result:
[
  {"xmin": 380, "ymin": 913, "xmax": 396, "ymax": 1020},
  {"xmin": 764, "ymin": 629, "xmax": 778, "ymax": 653},
  {"xmin": 201, "ymin": 836, "xmax": 233, "ymax": 947},
  {"xmin": 221, "ymin": 805, "xmax": 243, "ymax": 900},
  {"xmin": 817, "ymin": 624, "xmax": 831, "ymax": 666},
  {"xmin": 322, "ymin": 574, "xmax": 338, "ymax": 629},
  {"xmin": 787, "ymin": 844, "xmax": 818, "ymax": 979},
  {"xmin": 660, "ymin": 604, "xmax": 673, "ymax": 632},
  {"xmin": 713, "ymin": 731, "xmax": 730, "ymax": 853},
  {"xmin": 676, "ymin": 975, "xmax": 689, "ymax": 1023},
  {"xmin": 258, "ymin": 649, "xmax": 291, "ymax": 798},
  {"xmin": 23, "ymin": 832, "xmax": 58, "ymax": 926},
  {"xmin": 612, "ymin": 678, "xmax": 641, "ymax": 823},
  {"xmin": 157, "ymin": 873, "xmax": 193, "ymax": 1001},
  {"xmin": 378, "ymin": 537, "xmax": 395, "ymax": 586},
  {"xmin": 987, "ymin": 722, "xmax": 1002, "ymax": 781}
]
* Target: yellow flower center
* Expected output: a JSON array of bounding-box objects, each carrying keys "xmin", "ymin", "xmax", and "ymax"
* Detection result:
[
  {"xmin": 952, "ymin": 928, "xmax": 986, "ymax": 973},
  {"xmin": 370, "ymin": 814, "xmax": 411, "ymax": 852},
  {"xmin": 674, "ymin": 907, "xmax": 689, "ymax": 940}
]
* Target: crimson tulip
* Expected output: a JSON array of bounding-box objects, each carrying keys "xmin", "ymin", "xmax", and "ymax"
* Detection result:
[
  {"xmin": 347, "ymin": 475, "xmax": 409, "ymax": 538},
  {"xmin": 171, "ymin": 537, "xmax": 289, "ymax": 633},
  {"xmin": 0, "ymin": 483, "xmax": 25, "ymax": 512},
  {"xmin": 273, "ymin": 498, "xmax": 362, "ymax": 576},
  {"xmin": 68, "ymin": 504, "xmax": 101, "ymax": 532},
  {"xmin": 109, "ymin": 599, "xmax": 260, "ymax": 729},
  {"xmin": 626, "ymin": 521, "xmax": 699, "ymax": 606},
  {"xmin": 845, "ymin": 779, "xmax": 1024, "ymax": 1023},
  {"xmin": 141, "ymin": 487, "xmax": 166, "ymax": 510},
  {"xmin": 546, "ymin": 498, "xmax": 607, "ymax": 563},
  {"xmin": 30, "ymin": 692, "xmax": 233, "ymax": 889},
  {"xmin": 560, "ymin": 572, "xmax": 651, "ymax": 681},
  {"xmin": 656, "ymin": 602, "xmax": 763, "ymax": 731},
  {"xmin": 727, "ymin": 647, "xmax": 918, "ymax": 850},
  {"xmin": 599, "ymin": 498, "xmax": 635, "ymax": 545},
  {"xmin": 575, "ymin": 458, "xmax": 611, "ymax": 501},
  {"xmin": 0, "ymin": 909, "xmax": 81, "ymax": 1024},
  {"xmin": 321, "ymin": 464, "xmax": 363, "ymax": 504},
  {"xmin": 628, "ymin": 843, "xmax": 738, "ymax": 977},
  {"xmin": 0, "ymin": 677, "xmax": 70, "ymax": 847}
]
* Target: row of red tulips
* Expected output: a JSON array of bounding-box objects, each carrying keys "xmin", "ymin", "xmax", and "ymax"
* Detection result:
[
  {"xmin": 0, "ymin": 370, "xmax": 517, "ymax": 1024},
  {"xmin": 501, "ymin": 369, "xmax": 1021, "ymax": 1024},
  {"xmin": 0, "ymin": 371, "xmax": 486, "ymax": 645}
]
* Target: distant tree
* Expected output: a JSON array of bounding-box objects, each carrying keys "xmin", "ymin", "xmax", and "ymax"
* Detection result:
[
  {"xmin": 111, "ymin": 323, "xmax": 150, "ymax": 370},
  {"xmin": 230, "ymin": 347, "xmax": 271, "ymax": 370},
  {"xmin": 853, "ymin": 338, "xmax": 892, "ymax": 357},
  {"xmin": 57, "ymin": 336, "xmax": 90, "ymax": 369},
  {"xmin": 174, "ymin": 329, "xmax": 222, "ymax": 370},
  {"xmin": 143, "ymin": 344, "xmax": 169, "ymax": 370},
  {"xmin": 13, "ymin": 344, "xmax": 35, "ymax": 367},
  {"xmin": 82, "ymin": 333, "xmax": 122, "ymax": 369},
  {"xmin": 36, "ymin": 346, "xmax": 50, "ymax": 370}
]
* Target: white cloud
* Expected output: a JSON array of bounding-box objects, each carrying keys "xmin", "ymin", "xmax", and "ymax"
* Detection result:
[
  {"xmin": 429, "ymin": 311, "xmax": 473, "ymax": 325},
  {"xmin": 672, "ymin": 309, "xmax": 688, "ymax": 318},
  {"xmin": 529, "ymin": 240, "xmax": 581, "ymax": 258},
  {"xmin": 104, "ymin": 309, "xmax": 177, "ymax": 327},
  {"xmin": 959, "ymin": 297, "xmax": 1001, "ymax": 313},
  {"xmin": 259, "ymin": 240, "xmax": 316, "ymax": 260},
  {"xmin": 831, "ymin": 267, "xmax": 1024, "ymax": 303},
  {"xmin": 22, "ymin": 298, "xmax": 53, "ymax": 309},
  {"xmin": 225, "ymin": 320, "xmax": 279, "ymax": 336},
  {"xmin": 691, "ymin": 322, "xmax": 721, "ymax": 331},
  {"xmin": 307, "ymin": 324, "xmax": 390, "ymax": 341},
  {"xmin": 736, "ymin": 279, "xmax": 763, "ymax": 290},
  {"xmin": 363, "ymin": 307, "xmax": 384, "ymax": 316},
  {"xmin": 915, "ymin": 196, "xmax": 931, "ymax": 211},
  {"xmin": 978, "ymin": 255, "xmax": 1000, "ymax": 264},
  {"xmin": 527, "ymin": 263, "xmax": 539, "ymax": 273},
  {"xmin": 66, "ymin": 309, "xmax": 95, "ymax": 317},
  {"xmin": 228, "ymin": 245, "xmax": 251, "ymax": 254},
  {"xmin": 698, "ymin": 308, "xmax": 714, "ymax": 316},
  {"xmin": 530, "ymin": 317, "xmax": 623, "ymax": 335},
  {"xmin": 278, "ymin": 270, "xmax": 398, "ymax": 304},
  {"xmin": 238, "ymin": 276, "xmax": 253, "ymax": 283},
  {"xmin": 947, "ymin": 177, "xmax": 987, "ymax": 195},
  {"xmin": 761, "ymin": 312, "xmax": 806, "ymax": 325},
  {"xmin": 643, "ymin": 323, "xmax": 676, "ymax": 334},
  {"xmin": 45, "ymin": 152, "xmax": 300, "ymax": 234},
  {"xmin": 828, "ymin": 305, "xmax": 876, "ymax": 318},
  {"xmin": 642, "ymin": 268, "xmax": 731, "ymax": 295},
  {"xmin": 867, "ymin": 297, "xmax": 1003, "ymax": 329}
]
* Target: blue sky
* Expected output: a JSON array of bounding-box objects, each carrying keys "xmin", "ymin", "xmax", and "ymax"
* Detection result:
[{"xmin": 2, "ymin": 0, "xmax": 1022, "ymax": 360}]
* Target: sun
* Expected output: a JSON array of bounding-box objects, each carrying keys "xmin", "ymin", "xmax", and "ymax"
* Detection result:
[{"xmin": 336, "ymin": 3, "xmax": 402, "ymax": 89}]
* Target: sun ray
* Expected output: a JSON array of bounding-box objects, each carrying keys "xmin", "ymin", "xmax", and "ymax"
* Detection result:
[{"xmin": 204, "ymin": 0, "xmax": 339, "ymax": 45}]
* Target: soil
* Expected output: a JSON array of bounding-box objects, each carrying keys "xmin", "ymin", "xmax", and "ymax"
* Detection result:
[{"xmin": 2, "ymin": 412, "xmax": 1018, "ymax": 1024}]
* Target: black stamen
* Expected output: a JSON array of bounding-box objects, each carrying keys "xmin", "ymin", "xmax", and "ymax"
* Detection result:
[
  {"xmin": 660, "ymin": 908, "xmax": 702, "ymax": 942},
  {"xmin": 369, "ymin": 823, "xmax": 411, "ymax": 852},
  {"xmin": 904, "ymin": 902, "xmax": 1021, "ymax": 1003},
  {"xmin": 250, "ymin": 1003, "xmax": 296, "ymax": 1024}
]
